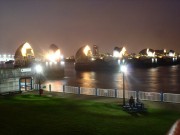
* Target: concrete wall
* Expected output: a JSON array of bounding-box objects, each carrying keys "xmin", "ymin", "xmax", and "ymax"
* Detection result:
[{"xmin": 0, "ymin": 78, "xmax": 19, "ymax": 93}]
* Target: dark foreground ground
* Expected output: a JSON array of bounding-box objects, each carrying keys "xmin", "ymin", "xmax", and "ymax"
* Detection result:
[{"xmin": 0, "ymin": 91, "xmax": 180, "ymax": 135}]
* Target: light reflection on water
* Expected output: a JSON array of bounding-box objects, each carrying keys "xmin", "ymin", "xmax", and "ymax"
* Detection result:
[
  {"xmin": 44, "ymin": 63, "xmax": 180, "ymax": 94},
  {"xmin": 44, "ymin": 80, "xmax": 64, "ymax": 92}
]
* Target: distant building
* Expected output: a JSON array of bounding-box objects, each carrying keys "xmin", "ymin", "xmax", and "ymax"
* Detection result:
[
  {"xmin": 113, "ymin": 47, "xmax": 126, "ymax": 58},
  {"xmin": 14, "ymin": 42, "xmax": 35, "ymax": 67},
  {"xmin": 139, "ymin": 48, "xmax": 155, "ymax": 57},
  {"xmin": 45, "ymin": 44, "xmax": 63, "ymax": 63},
  {"xmin": 154, "ymin": 49, "xmax": 166, "ymax": 58},
  {"xmin": 75, "ymin": 45, "xmax": 92, "ymax": 63},
  {"xmin": 93, "ymin": 45, "xmax": 99, "ymax": 56},
  {"xmin": 168, "ymin": 50, "xmax": 176, "ymax": 57}
]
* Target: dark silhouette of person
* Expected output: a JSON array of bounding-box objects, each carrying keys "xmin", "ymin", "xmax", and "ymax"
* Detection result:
[{"xmin": 129, "ymin": 96, "xmax": 135, "ymax": 107}]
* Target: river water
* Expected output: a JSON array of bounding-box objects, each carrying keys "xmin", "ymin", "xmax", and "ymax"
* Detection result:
[{"xmin": 44, "ymin": 62, "xmax": 180, "ymax": 94}]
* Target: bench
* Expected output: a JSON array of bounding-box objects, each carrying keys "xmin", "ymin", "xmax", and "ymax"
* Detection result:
[{"xmin": 123, "ymin": 102, "xmax": 147, "ymax": 113}]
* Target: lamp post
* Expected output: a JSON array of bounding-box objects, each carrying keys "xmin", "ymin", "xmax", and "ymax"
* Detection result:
[
  {"xmin": 35, "ymin": 64, "xmax": 43, "ymax": 95},
  {"xmin": 121, "ymin": 65, "xmax": 127, "ymax": 106}
]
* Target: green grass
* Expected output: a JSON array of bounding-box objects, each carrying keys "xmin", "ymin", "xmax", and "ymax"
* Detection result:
[{"xmin": 0, "ymin": 94, "xmax": 179, "ymax": 135}]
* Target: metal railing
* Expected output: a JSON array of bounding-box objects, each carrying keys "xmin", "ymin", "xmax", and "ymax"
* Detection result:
[
  {"xmin": 139, "ymin": 91, "xmax": 162, "ymax": 102},
  {"xmin": 80, "ymin": 87, "xmax": 96, "ymax": 96},
  {"xmin": 163, "ymin": 93, "xmax": 180, "ymax": 103},
  {"xmin": 38, "ymin": 84, "xmax": 180, "ymax": 104}
]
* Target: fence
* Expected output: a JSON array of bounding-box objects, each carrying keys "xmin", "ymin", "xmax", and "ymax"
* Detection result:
[
  {"xmin": 163, "ymin": 93, "xmax": 180, "ymax": 103},
  {"xmin": 38, "ymin": 84, "xmax": 180, "ymax": 104},
  {"xmin": 138, "ymin": 91, "xmax": 162, "ymax": 102}
]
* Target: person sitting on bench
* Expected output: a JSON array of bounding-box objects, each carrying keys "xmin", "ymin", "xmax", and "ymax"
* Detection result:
[{"xmin": 129, "ymin": 96, "xmax": 135, "ymax": 107}]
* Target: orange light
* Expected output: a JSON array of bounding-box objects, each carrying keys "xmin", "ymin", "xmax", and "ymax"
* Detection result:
[
  {"xmin": 21, "ymin": 42, "xmax": 34, "ymax": 57},
  {"xmin": 83, "ymin": 45, "xmax": 91, "ymax": 56},
  {"xmin": 46, "ymin": 49, "xmax": 61, "ymax": 62}
]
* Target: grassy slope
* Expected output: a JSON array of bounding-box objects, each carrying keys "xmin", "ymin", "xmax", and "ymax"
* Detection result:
[{"xmin": 0, "ymin": 94, "xmax": 179, "ymax": 135}]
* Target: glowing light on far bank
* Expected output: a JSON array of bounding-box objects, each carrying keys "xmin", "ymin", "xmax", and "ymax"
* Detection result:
[
  {"xmin": 83, "ymin": 45, "xmax": 91, "ymax": 56},
  {"xmin": 113, "ymin": 47, "xmax": 126, "ymax": 58},
  {"xmin": 121, "ymin": 47, "xmax": 126, "ymax": 57},
  {"xmin": 21, "ymin": 42, "xmax": 34, "ymax": 57},
  {"xmin": 60, "ymin": 61, "xmax": 65, "ymax": 65},
  {"xmin": 146, "ymin": 48, "xmax": 155, "ymax": 57},
  {"xmin": 169, "ymin": 52, "xmax": 175, "ymax": 57},
  {"xmin": 113, "ymin": 51, "xmax": 120, "ymax": 58},
  {"xmin": 46, "ymin": 49, "xmax": 61, "ymax": 62}
]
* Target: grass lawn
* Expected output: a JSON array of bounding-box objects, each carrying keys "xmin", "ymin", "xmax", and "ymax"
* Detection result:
[{"xmin": 0, "ymin": 93, "xmax": 180, "ymax": 135}]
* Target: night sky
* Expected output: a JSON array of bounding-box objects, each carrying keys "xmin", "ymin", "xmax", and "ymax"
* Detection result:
[{"xmin": 0, "ymin": 0, "xmax": 180, "ymax": 57}]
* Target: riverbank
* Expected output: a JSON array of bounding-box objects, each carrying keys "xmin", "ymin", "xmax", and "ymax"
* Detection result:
[{"xmin": 0, "ymin": 91, "xmax": 179, "ymax": 135}]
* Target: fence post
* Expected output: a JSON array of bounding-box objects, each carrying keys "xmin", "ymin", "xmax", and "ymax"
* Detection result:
[
  {"xmin": 115, "ymin": 89, "xmax": 117, "ymax": 98},
  {"xmin": 49, "ymin": 84, "xmax": 51, "ymax": 92},
  {"xmin": 161, "ymin": 91, "xmax": 164, "ymax": 102},
  {"xmin": 78, "ymin": 87, "xmax": 81, "ymax": 95},
  {"xmin": 19, "ymin": 79, "xmax": 21, "ymax": 91},
  {"xmin": 63, "ymin": 85, "xmax": 65, "ymax": 93},
  {"xmin": 96, "ymin": 88, "xmax": 98, "ymax": 96},
  {"xmin": 136, "ymin": 90, "xmax": 139, "ymax": 102}
]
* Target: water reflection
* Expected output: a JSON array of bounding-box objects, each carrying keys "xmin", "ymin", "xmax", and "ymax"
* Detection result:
[
  {"xmin": 169, "ymin": 66, "xmax": 178, "ymax": 85},
  {"xmin": 44, "ymin": 63, "xmax": 180, "ymax": 94},
  {"xmin": 78, "ymin": 72, "xmax": 96, "ymax": 88},
  {"xmin": 44, "ymin": 80, "xmax": 64, "ymax": 92},
  {"xmin": 146, "ymin": 68, "xmax": 159, "ymax": 91}
]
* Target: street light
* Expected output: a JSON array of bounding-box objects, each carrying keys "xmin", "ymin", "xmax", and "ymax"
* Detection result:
[
  {"xmin": 35, "ymin": 64, "xmax": 43, "ymax": 95},
  {"xmin": 121, "ymin": 65, "xmax": 127, "ymax": 106}
]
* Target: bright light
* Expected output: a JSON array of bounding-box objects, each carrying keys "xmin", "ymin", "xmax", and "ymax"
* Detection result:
[
  {"xmin": 46, "ymin": 49, "xmax": 61, "ymax": 62},
  {"xmin": 55, "ymin": 49, "xmax": 60, "ymax": 59},
  {"xmin": 35, "ymin": 65, "xmax": 43, "ymax": 73},
  {"xmin": 113, "ymin": 50, "xmax": 120, "ymax": 58},
  {"xmin": 121, "ymin": 47, "xmax": 126, "ymax": 57},
  {"xmin": 155, "ymin": 58, "xmax": 157, "ymax": 63},
  {"xmin": 83, "ymin": 45, "xmax": 91, "ymax": 56},
  {"xmin": 118, "ymin": 59, "xmax": 121, "ymax": 64},
  {"xmin": 21, "ymin": 42, "xmax": 34, "ymax": 57},
  {"xmin": 60, "ymin": 55, "xmax": 64, "ymax": 59},
  {"xmin": 60, "ymin": 61, "xmax": 65, "ymax": 65},
  {"xmin": 152, "ymin": 58, "xmax": 154, "ymax": 63},
  {"xmin": 169, "ymin": 52, "xmax": 175, "ymax": 57},
  {"xmin": 113, "ymin": 47, "xmax": 126, "ymax": 58},
  {"xmin": 91, "ymin": 57, "xmax": 95, "ymax": 61},
  {"xmin": 146, "ymin": 48, "xmax": 155, "ymax": 57},
  {"xmin": 121, "ymin": 65, "xmax": 127, "ymax": 73}
]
